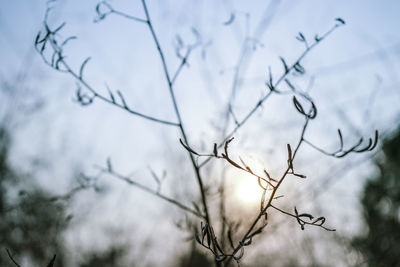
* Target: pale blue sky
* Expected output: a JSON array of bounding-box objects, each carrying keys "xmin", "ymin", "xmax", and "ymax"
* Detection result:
[{"xmin": 1, "ymin": 0, "xmax": 399, "ymax": 265}]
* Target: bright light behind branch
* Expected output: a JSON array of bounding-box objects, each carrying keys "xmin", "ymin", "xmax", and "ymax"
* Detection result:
[{"xmin": 235, "ymin": 175, "xmax": 263, "ymax": 204}]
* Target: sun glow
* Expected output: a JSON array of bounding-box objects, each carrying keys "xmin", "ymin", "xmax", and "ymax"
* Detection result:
[{"xmin": 235, "ymin": 175, "xmax": 263, "ymax": 204}]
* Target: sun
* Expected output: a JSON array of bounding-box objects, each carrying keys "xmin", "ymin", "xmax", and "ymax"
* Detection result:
[{"xmin": 235, "ymin": 175, "xmax": 263, "ymax": 204}]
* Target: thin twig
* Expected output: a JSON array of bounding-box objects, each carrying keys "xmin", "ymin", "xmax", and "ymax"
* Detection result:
[
  {"xmin": 223, "ymin": 1, "xmax": 279, "ymax": 133},
  {"xmin": 303, "ymin": 129, "xmax": 378, "ymax": 158},
  {"xmin": 35, "ymin": 23, "xmax": 180, "ymax": 127},
  {"xmin": 98, "ymin": 167, "xmax": 205, "ymax": 219},
  {"xmin": 62, "ymin": 60, "xmax": 180, "ymax": 127},
  {"xmin": 199, "ymin": 22, "xmax": 343, "ymax": 169},
  {"xmin": 225, "ymin": 118, "xmax": 310, "ymax": 265},
  {"xmin": 111, "ymin": 10, "xmax": 147, "ymax": 23},
  {"xmin": 139, "ymin": 1, "xmax": 219, "ymax": 264},
  {"xmin": 270, "ymin": 204, "xmax": 335, "ymax": 231},
  {"xmin": 6, "ymin": 249, "xmax": 21, "ymax": 267},
  {"xmin": 179, "ymin": 138, "xmax": 276, "ymax": 189},
  {"xmin": 171, "ymin": 47, "xmax": 193, "ymax": 85}
]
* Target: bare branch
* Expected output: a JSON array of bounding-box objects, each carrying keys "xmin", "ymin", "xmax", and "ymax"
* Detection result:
[
  {"xmin": 224, "ymin": 117, "xmax": 310, "ymax": 265},
  {"xmin": 6, "ymin": 249, "xmax": 21, "ymax": 267},
  {"xmin": 199, "ymin": 20, "xmax": 345, "ymax": 168},
  {"xmin": 46, "ymin": 255, "xmax": 57, "ymax": 267},
  {"xmin": 35, "ymin": 23, "xmax": 180, "ymax": 127},
  {"xmin": 94, "ymin": 1, "xmax": 147, "ymax": 23},
  {"xmin": 270, "ymin": 204, "xmax": 335, "ymax": 231},
  {"xmin": 97, "ymin": 166, "xmax": 205, "ymax": 219},
  {"xmin": 303, "ymin": 130, "xmax": 379, "ymax": 158},
  {"xmin": 139, "ymin": 2, "xmax": 218, "ymax": 263},
  {"xmin": 179, "ymin": 137, "xmax": 276, "ymax": 189}
]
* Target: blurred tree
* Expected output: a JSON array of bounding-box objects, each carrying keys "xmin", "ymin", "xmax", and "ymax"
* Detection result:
[
  {"xmin": 177, "ymin": 242, "xmax": 213, "ymax": 267},
  {"xmin": 352, "ymin": 128, "xmax": 400, "ymax": 266},
  {"xmin": 0, "ymin": 127, "xmax": 15, "ymax": 213},
  {"xmin": 0, "ymin": 126, "xmax": 68, "ymax": 266},
  {"xmin": 0, "ymin": 50, "xmax": 135, "ymax": 265},
  {"xmin": 79, "ymin": 245, "xmax": 131, "ymax": 267},
  {"xmin": 0, "ymin": 124, "xmax": 134, "ymax": 266}
]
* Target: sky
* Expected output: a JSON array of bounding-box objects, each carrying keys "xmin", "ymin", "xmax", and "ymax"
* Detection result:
[{"xmin": 1, "ymin": 0, "xmax": 400, "ymax": 265}]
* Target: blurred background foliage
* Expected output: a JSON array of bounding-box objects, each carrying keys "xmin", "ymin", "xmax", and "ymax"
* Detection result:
[
  {"xmin": 0, "ymin": 124, "xmax": 135, "ymax": 266},
  {"xmin": 0, "ymin": 126, "xmax": 67, "ymax": 266},
  {"xmin": 352, "ymin": 128, "xmax": 400, "ymax": 267}
]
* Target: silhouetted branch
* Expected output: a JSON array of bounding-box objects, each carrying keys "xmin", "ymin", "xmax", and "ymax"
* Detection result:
[
  {"xmin": 96, "ymin": 2, "xmax": 200, "ymax": 88},
  {"xmin": 180, "ymin": 138, "xmax": 276, "ymax": 189},
  {"xmin": 194, "ymin": 222, "xmax": 227, "ymax": 262},
  {"xmin": 46, "ymin": 254, "xmax": 57, "ymax": 267},
  {"xmin": 199, "ymin": 19, "xmax": 346, "ymax": 169},
  {"xmin": 35, "ymin": 21, "xmax": 180, "ymax": 127},
  {"xmin": 138, "ymin": 1, "xmax": 219, "ymax": 263},
  {"xmin": 171, "ymin": 47, "xmax": 193, "ymax": 86},
  {"xmin": 94, "ymin": 1, "xmax": 147, "ymax": 23},
  {"xmin": 223, "ymin": 117, "xmax": 311, "ymax": 265},
  {"xmin": 303, "ymin": 129, "xmax": 378, "ymax": 158},
  {"xmin": 270, "ymin": 204, "xmax": 336, "ymax": 231},
  {"xmin": 6, "ymin": 249, "xmax": 21, "ymax": 267},
  {"xmin": 96, "ymin": 165, "xmax": 205, "ymax": 219}
]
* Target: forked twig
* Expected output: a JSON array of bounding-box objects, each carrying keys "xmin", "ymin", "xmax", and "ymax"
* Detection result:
[
  {"xmin": 138, "ymin": 1, "xmax": 218, "ymax": 263},
  {"xmin": 199, "ymin": 19, "xmax": 346, "ymax": 168},
  {"xmin": 34, "ymin": 16, "xmax": 179, "ymax": 126},
  {"xmin": 179, "ymin": 138, "xmax": 277, "ymax": 190},
  {"xmin": 303, "ymin": 130, "xmax": 378, "ymax": 158},
  {"xmin": 270, "ymin": 204, "xmax": 336, "ymax": 231},
  {"xmin": 96, "ymin": 164, "xmax": 205, "ymax": 219}
]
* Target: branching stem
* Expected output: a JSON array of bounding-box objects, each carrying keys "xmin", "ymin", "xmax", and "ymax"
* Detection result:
[
  {"xmin": 98, "ymin": 167, "xmax": 205, "ymax": 219},
  {"xmin": 225, "ymin": 118, "xmax": 309, "ymax": 265},
  {"xmin": 140, "ymin": 0, "xmax": 218, "ymax": 264},
  {"xmin": 199, "ymin": 23, "xmax": 342, "ymax": 168}
]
